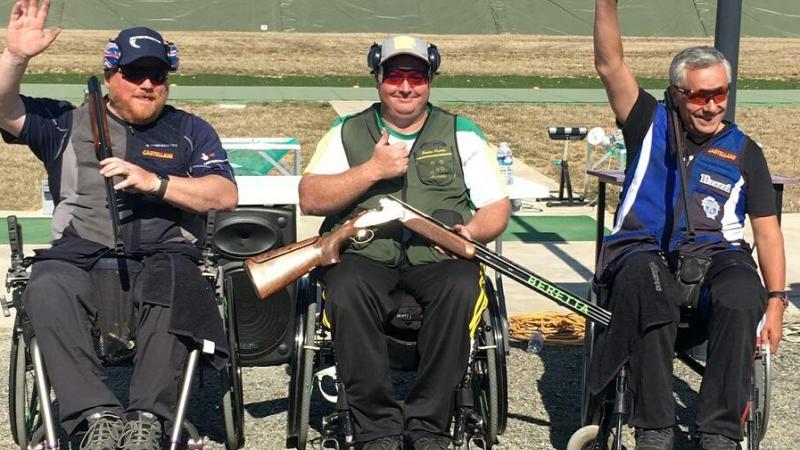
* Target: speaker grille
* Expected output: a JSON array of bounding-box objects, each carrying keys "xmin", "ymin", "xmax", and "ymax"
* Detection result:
[{"xmin": 226, "ymin": 266, "xmax": 293, "ymax": 366}]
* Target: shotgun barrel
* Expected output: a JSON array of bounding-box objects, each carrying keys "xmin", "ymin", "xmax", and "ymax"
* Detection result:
[{"xmin": 87, "ymin": 76, "xmax": 125, "ymax": 254}]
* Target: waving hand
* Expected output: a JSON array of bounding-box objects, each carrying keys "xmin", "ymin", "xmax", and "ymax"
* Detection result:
[{"xmin": 5, "ymin": 0, "xmax": 61, "ymax": 61}]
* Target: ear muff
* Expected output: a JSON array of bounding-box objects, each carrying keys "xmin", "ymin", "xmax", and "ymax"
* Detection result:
[
  {"xmin": 102, "ymin": 38, "xmax": 180, "ymax": 71},
  {"xmin": 367, "ymin": 40, "xmax": 441, "ymax": 81},
  {"xmin": 165, "ymin": 41, "xmax": 180, "ymax": 71},
  {"xmin": 427, "ymin": 43, "xmax": 440, "ymax": 75},
  {"xmin": 367, "ymin": 42, "xmax": 382, "ymax": 75},
  {"xmin": 103, "ymin": 40, "xmax": 121, "ymax": 70}
]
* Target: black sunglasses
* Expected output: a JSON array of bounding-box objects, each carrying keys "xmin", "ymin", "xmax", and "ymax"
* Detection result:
[{"xmin": 118, "ymin": 66, "xmax": 169, "ymax": 85}]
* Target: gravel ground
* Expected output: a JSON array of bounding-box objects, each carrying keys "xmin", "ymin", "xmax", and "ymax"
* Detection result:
[{"xmin": 1, "ymin": 320, "xmax": 798, "ymax": 450}]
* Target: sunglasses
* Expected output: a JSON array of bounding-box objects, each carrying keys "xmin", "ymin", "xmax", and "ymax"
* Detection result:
[
  {"xmin": 674, "ymin": 85, "xmax": 729, "ymax": 106},
  {"xmin": 119, "ymin": 66, "xmax": 169, "ymax": 85},
  {"xmin": 382, "ymin": 69, "xmax": 429, "ymax": 87}
]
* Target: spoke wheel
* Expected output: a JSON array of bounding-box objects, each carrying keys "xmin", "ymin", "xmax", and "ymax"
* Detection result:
[
  {"xmin": 287, "ymin": 278, "xmax": 315, "ymax": 450},
  {"xmin": 9, "ymin": 317, "xmax": 40, "ymax": 449}
]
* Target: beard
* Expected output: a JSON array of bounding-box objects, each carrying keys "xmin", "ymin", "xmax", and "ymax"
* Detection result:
[{"xmin": 108, "ymin": 88, "xmax": 169, "ymax": 125}]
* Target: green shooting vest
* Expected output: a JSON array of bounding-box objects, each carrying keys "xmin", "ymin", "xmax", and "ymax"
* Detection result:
[{"xmin": 320, "ymin": 103, "xmax": 473, "ymax": 266}]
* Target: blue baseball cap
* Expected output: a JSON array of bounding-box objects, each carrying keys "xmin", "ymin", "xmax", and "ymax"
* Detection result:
[{"xmin": 114, "ymin": 27, "xmax": 170, "ymax": 67}]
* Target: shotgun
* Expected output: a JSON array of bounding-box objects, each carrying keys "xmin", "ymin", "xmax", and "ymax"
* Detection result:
[
  {"xmin": 380, "ymin": 196, "xmax": 612, "ymax": 327},
  {"xmin": 87, "ymin": 76, "xmax": 125, "ymax": 254},
  {"xmin": 244, "ymin": 206, "xmax": 404, "ymax": 300}
]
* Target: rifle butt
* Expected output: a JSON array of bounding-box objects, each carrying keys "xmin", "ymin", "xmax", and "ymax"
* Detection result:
[{"xmin": 245, "ymin": 236, "xmax": 326, "ymax": 300}]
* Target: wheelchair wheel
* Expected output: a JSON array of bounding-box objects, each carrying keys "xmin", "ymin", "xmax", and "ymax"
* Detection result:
[
  {"xmin": 566, "ymin": 424, "xmax": 625, "ymax": 450},
  {"xmin": 485, "ymin": 281, "xmax": 508, "ymax": 436},
  {"xmin": 8, "ymin": 317, "xmax": 40, "ymax": 449},
  {"xmin": 287, "ymin": 277, "xmax": 315, "ymax": 450},
  {"xmin": 567, "ymin": 425, "xmax": 600, "ymax": 450},
  {"xmin": 743, "ymin": 343, "xmax": 770, "ymax": 450},
  {"xmin": 473, "ymin": 309, "xmax": 499, "ymax": 448},
  {"xmin": 222, "ymin": 274, "xmax": 245, "ymax": 450},
  {"xmin": 221, "ymin": 365, "xmax": 244, "ymax": 450}
]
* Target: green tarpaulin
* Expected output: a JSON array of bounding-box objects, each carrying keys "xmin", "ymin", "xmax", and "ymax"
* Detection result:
[{"xmin": 1, "ymin": 0, "xmax": 797, "ymax": 36}]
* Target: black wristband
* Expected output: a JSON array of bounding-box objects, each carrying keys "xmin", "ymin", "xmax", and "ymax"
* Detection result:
[
  {"xmin": 155, "ymin": 174, "xmax": 169, "ymax": 198},
  {"xmin": 768, "ymin": 291, "xmax": 788, "ymax": 308}
]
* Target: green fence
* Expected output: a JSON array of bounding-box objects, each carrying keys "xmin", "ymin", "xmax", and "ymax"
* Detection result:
[{"xmin": 2, "ymin": 0, "xmax": 797, "ymax": 36}]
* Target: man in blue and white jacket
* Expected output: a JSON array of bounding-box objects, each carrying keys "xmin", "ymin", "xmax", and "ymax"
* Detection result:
[{"xmin": 590, "ymin": 1, "xmax": 786, "ymax": 449}]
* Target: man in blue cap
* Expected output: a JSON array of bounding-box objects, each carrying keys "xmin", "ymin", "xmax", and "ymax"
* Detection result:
[{"xmin": 0, "ymin": 1, "xmax": 238, "ymax": 449}]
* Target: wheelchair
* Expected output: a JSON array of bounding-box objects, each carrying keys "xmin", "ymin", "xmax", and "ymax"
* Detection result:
[
  {"xmin": 285, "ymin": 270, "xmax": 510, "ymax": 450},
  {"xmin": 2, "ymin": 214, "xmax": 246, "ymax": 450},
  {"xmin": 568, "ymin": 282, "xmax": 771, "ymax": 450}
]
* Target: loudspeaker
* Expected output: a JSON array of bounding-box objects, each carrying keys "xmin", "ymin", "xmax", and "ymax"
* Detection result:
[{"xmin": 214, "ymin": 205, "xmax": 297, "ymax": 367}]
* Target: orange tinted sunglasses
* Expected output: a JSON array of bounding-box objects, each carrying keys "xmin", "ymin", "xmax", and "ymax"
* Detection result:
[
  {"xmin": 675, "ymin": 85, "xmax": 729, "ymax": 106},
  {"xmin": 382, "ymin": 69, "xmax": 429, "ymax": 87}
]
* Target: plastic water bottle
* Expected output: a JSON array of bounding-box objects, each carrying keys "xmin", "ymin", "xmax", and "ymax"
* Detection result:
[
  {"xmin": 497, "ymin": 142, "xmax": 514, "ymax": 186},
  {"xmin": 527, "ymin": 330, "xmax": 544, "ymax": 353}
]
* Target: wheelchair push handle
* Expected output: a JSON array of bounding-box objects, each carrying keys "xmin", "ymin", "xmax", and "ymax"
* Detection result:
[{"xmin": 7, "ymin": 215, "xmax": 24, "ymax": 263}]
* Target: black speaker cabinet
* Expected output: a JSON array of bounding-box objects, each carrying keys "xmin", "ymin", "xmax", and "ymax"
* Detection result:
[{"xmin": 214, "ymin": 205, "xmax": 297, "ymax": 367}]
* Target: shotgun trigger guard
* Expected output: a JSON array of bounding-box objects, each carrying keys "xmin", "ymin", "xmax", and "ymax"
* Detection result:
[{"xmin": 351, "ymin": 229, "xmax": 374, "ymax": 245}]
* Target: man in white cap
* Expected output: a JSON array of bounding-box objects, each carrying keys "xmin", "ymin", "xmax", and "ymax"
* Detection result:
[
  {"xmin": 300, "ymin": 35, "xmax": 510, "ymax": 449},
  {"xmin": 0, "ymin": 1, "xmax": 237, "ymax": 449}
]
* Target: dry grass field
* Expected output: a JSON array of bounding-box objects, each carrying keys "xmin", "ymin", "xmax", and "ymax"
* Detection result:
[
  {"xmin": 7, "ymin": 31, "xmax": 800, "ymax": 79},
  {"xmin": 0, "ymin": 31, "xmax": 798, "ymax": 212}
]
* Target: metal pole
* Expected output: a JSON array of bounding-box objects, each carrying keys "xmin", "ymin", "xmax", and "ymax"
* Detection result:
[
  {"xmin": 714, "ymin": 0, "xmax": 743, "ymax": 122},
  {"xmin": 169, "ymin": 349, "xmax": 199, "ymax": 450},
  {"xmin": 31, "ymin": 339, "xmax": 59, "ymax": 449}
]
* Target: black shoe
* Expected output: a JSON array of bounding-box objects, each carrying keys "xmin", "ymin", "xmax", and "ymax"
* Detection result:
[
  {"xmin": 634, "ymin": 427, "xmax": 674, "ymax": 450},
  {"xmin": 411, "ymin": 436, "xmax": 451, "ymax": 450},
  {"xmin": 360, "ymin": 435, "xmax": 404, "ymax": 450},
  {"xmin": 118, "ymin": 411, "xmax": 162, "ymax": 450},
  {"xmin": 79, "ymin": 412, "xmax": 124, "ymax": 450},
  {"xmin": 696, "ymin": 433, "xmax": 740, "ymax": 450}
]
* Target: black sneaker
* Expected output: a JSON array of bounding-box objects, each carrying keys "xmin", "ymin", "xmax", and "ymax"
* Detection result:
[
  {"xmin": 118, "ymin": 411, "xmax": 162, "ymax": 450},
  {"xmin": 411, "ymin": 436, "xmax": 452, "ymax": 450},
  {"xmin": 634, "ymin": 427, "xmax": 674, "ymax": 450},
  {"xmin": 360, "ymin": 435, "xmax": 404, "ymax": 450},
  {"xmin": 696, "ymin": 433, "xmax": 740, "ymax": 450},
  {"xmin": 79, "ymin": 412, "xmax": 124, "ymax": 450}
]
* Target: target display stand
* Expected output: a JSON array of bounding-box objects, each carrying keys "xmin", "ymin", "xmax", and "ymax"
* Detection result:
[{"xmin": 546, "ymin": 127, "xmax": 590, "ymax": 207}]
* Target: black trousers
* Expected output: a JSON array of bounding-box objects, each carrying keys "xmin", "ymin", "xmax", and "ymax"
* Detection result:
[
  {"xmin": 22, "ymin": 259, "xmax": 188, "ymax": 435},
  {"xmin": 321, "ymin": 254, "xmax": 483, "ymax": 443},
  {"xmin": 616, "ymin": 252, "xmax": 766, "ymax": 441}
]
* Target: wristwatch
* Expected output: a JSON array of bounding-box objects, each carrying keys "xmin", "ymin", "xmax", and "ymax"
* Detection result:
[
  {"xmin": 155, "ymin": 174, "xmax": 169, "ymax": 198},
  {"xmin": 768, "ymin": 291, "xmax": 789, "ymax": 309}
]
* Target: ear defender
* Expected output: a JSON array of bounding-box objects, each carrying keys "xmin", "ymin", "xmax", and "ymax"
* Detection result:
[
  {"xmin": 103, "ymin": 40, "xmax": 121, "ymax": 70},
  {"xmin": 368, "ymin": 42, "xmax": 382, "ymax": 74},
  {"xmin": 427, "ymin": 43, "xmax": 440, "ymax": 76},
  {"xmin": 166, "ymin": 41, "xmax": 180, "ymax": 71}
]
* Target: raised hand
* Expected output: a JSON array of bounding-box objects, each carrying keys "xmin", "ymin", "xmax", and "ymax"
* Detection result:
[
  {"xmin": 369, "ymin": 129, "xmax": 410, "ymax": 180},
  {"xmin": 5, "ymin": 0, "xmax": 61, "ymax": 61}
]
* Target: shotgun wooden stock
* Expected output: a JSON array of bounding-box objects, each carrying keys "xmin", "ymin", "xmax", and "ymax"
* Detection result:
[{"xmin": 244, "ymin": 212, "xmax": 367, "ymax": 300}]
